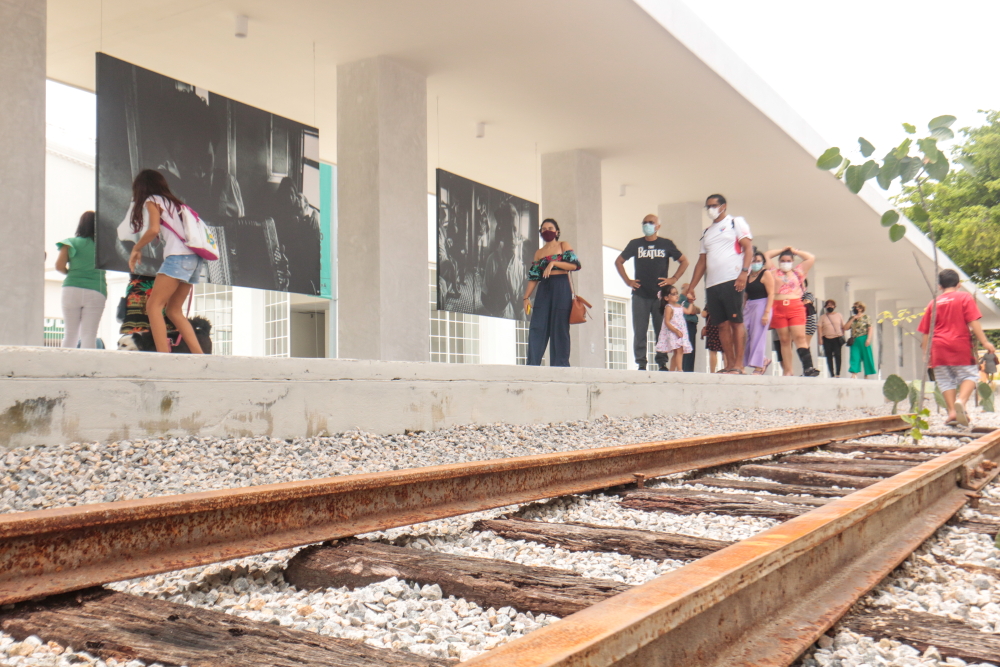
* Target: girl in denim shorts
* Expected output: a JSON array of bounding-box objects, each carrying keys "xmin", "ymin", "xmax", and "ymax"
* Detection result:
[{"xmin": 124, "ymin": 169, "xmax": 206, "ymax": 354}]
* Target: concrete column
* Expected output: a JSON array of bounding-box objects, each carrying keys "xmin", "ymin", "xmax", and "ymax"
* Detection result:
[
  {"xmin": 337, "ymin": 57, "xmax": 428, "ymax": 361},
  {"xmin": 0, "ymin": 0, "xmax": 45, "ymax": 346},
  {"xmin": 876, "ymin": 298, "xmax": 899, "ymax": 379},
  {"xmin": 541, "ymin": 150, "xmax": 603, "ymax": 368},
  {"xmin": 658, "ymin": 202, "xmax": 707, "ymax": 370}
]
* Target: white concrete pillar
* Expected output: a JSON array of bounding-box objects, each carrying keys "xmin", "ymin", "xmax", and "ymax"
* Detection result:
[
  {"xmin": 876, "ymin": 298, "xmax": 899, "ymax": 379},
  {"xmin": 337, "ymin": 57, "xmax": 428, "ymax": 361},
  {"xmin": 541, "ymin": 150, "xmax": 603, "ymax": 368},
  {"xmin": 658, "ymin": 202, "xmax": 707, "ymax": 370},
  {"xmin": 0, "ymin": 0, "xmax": 45, "ymax": 346}
]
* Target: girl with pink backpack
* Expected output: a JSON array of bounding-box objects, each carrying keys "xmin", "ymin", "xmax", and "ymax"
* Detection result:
[{"xmin": 124, "ymin": 169, "xmax": 210, "ymax": 353}]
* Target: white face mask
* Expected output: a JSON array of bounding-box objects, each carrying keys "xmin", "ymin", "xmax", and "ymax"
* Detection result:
[
  {"xmin": 642, "ymin": 222, "xmax": 656, "ymax": 236},
  {"xmin": 779, "ymin": 261, "xmax": 793, "ymax": 272},
  {"xmin": 706, "ymin": 206, "xmax": 721, "ymax": 220}
]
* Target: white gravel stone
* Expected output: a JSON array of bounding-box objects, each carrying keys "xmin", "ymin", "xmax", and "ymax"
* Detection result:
[
  {"xmin": 4, "ymin": 405, "xmax": 996, "ymax": 666},
  {"xmin": 0, "ymin": 408, "xmax": 889, "ymax": 515},
  {"xmin": 796, "ymin": 407, "xmax": 1000, "ymax": 667}
]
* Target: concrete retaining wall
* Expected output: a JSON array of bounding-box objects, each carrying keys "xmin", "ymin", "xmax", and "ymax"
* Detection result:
[{"xmin": 0, "ymin": 347, "xmax": 885, "ymax": 449}]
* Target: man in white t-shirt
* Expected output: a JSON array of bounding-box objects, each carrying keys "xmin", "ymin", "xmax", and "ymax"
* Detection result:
[{"xmin": 685, "ymin": 194, "xmax": 753, "ymax": 374}]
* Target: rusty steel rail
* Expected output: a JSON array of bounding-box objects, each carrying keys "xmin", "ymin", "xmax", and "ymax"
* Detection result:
[
  {"xmin": 463, "ymin": 427, "xmax": 1000, "ymax": 667},
  {"xmin": 0, "ymin": 416, "xmax": 903, "ymax": 605}
]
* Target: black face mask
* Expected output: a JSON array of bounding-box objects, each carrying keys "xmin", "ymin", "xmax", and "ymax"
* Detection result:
[{"xmin": 825, "ymin": 307, "xmax": 834, "ymax": 313}]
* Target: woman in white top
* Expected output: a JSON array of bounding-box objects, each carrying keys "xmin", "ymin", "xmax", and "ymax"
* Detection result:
[{"xmin": 126, "ymin": 169, "xmax": 206, "ymax": 354}]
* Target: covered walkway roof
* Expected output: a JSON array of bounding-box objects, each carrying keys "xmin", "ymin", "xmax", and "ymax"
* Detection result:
[{"xmin": 47, "ymin": 0, "xmax": 1000, "ymax": 324}]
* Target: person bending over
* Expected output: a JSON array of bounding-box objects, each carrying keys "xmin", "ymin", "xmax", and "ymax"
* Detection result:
[{"xmin": 126, "ymin": 169, "xmax": 205, "ymax": 354}]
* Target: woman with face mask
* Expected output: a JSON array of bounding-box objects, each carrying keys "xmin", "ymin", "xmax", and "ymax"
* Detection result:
[
  {"xmin": 763, "ymin": 247, "xmax": 819, "ymax": 376},
  {"xmin": 819, "ymin": 299, "xmax": 846, "ymax": 377},
  {"xmin": 523, "ymin": 218, "xmax": 581, "ymax": 366},
  {"xmin": 742, "ymin": 249, "xmax": 775, "ymax": 374}
]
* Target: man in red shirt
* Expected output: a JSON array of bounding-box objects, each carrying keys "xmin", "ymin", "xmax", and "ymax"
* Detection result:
[{"xmin": 918, "ymin": 269, "xmax": 996, "ymax": 426}]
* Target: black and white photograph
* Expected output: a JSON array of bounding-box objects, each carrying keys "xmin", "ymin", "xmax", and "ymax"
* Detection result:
[
  {"xmin": 96, "ymin": 53, "xmax": 322, "ymax": 295},
  {"xmin": 436, "ymin": 169, "xmax": 538, "ymax": 320}
]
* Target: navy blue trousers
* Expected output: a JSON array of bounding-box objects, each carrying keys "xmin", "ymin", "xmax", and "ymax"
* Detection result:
[{"xmin": 527, "ymin": 274, "xmax": 572, "ymax": 366}]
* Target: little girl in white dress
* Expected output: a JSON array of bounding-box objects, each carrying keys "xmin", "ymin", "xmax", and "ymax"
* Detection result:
[{"xmin": 655, "ymin": 285, "xmax": 693, "ymax": 371}]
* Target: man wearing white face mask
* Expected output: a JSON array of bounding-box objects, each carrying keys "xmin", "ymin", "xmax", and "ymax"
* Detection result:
[
  {"xmin": 616, "ymin": 214, "xmax": 689, "ymax": 370},
  {"xmin": 686, "ymin": 194, "xmax": 753, "ymax": 374}
]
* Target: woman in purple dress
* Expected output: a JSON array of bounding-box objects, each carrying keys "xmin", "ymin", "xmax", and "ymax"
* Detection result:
[{"xmin": 743, "ymin": 249, "xmax": 775, "ymax": 375}]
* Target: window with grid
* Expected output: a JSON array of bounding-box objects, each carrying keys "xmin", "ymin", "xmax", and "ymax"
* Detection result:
[
  {"xmin": 193, "ymin": 284, "xmax": 233, "ymax": 355},
  {"xmin": 429, "ymin": 267, "xmax": 480, "ymax": 363},
  {"xmin": 43, "ymin": 318, "xmax": 64, "ymax": 347},
  {"xmin": 264, "ymin": 291, "xmax": 290, "ymax": 357},
  {"xmin": 605, "ymin": 298, "xmax": 628, "ymax": 369},
  {"xmin": 516, "ymin": 320, "xmax": 529, "ymax": 365}
]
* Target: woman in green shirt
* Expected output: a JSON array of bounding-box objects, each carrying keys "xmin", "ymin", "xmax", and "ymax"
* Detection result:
[{"xmin": 56, "ymin": 211, "xmax": 107, "ymax": 349}]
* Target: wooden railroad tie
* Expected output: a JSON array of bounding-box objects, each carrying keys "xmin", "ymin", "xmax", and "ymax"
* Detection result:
[
  {"xmin": 286, "ymin": 539, "xmax": 631, "ymax": 618},
  {"xmin": 0, "ymin": 587, "xmax": 454, "ymax": 667},
  {"xmin": 619, "ymin": 489, "xmax": 825, "ymax": 521},
  {"xmin": 472, "ymin": 517, "xmax": 733, "ymax": 561},
  {"xmin": 683, "ymin": 477, "xmax": 852, "ymax": 498},
  {"xmin": 841, "ymin": 607, "xmax": 1000, "ymax": 664},
  {"xmin": 738, "ymin": 464, "xmax": 879, "ymax": 488}
]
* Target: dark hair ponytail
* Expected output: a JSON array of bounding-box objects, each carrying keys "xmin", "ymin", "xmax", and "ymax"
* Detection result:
[
  {"xmin": 75, "ymin": 211, "xmax": 96, "ymax": 239},
  {"xmin": 130, "ymin": 169, "xmax": 184, "ymax": 232}
]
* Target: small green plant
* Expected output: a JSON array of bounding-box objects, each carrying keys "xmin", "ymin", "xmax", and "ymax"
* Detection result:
[
  {"xmin": 908, "ymin": 381, "xmax": 921, "ymax": 414},
  {"xmin": 900, "ymin": 408, "xmax": 931, "ymax": 443},
  {"xmin": 883, "ymin": 374, "xmax": 909, "ymax": 415},
  {"xmin": 979, "ymin": 382, "xmax": 995, "ymax": 412},
  {"xmin": 933, "ymin": 384, "xmax": 947, "ymax": 412}
]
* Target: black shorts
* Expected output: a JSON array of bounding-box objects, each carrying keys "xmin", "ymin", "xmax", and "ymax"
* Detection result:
[{"xmin": 706, "ymin": 280, "xmax": 744, "ymax": 325}]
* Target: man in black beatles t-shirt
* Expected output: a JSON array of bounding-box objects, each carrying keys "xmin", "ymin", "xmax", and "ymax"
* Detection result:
[{"xmin": 615, "ymin": 214, "xmax": 690, "ymax": 370}]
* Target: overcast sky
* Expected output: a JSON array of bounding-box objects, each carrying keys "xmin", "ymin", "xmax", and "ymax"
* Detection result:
[{"xmin": 683, "ymin": 0, "xmax": 1000, "ymax": 161}]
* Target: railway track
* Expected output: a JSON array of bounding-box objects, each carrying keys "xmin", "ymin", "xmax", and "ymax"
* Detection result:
[{"xmin": 2, "ymin": 415, "xmax": 999, "ymax": 666}]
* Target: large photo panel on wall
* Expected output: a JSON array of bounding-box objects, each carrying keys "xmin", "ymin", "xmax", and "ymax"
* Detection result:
[
  {"xmin": 436, "ymin": 169, "xmax": 539, "ymax": 320},
  {"xmin": 96, "ymin": 53, "xmax": 323, "ymax": 295}
]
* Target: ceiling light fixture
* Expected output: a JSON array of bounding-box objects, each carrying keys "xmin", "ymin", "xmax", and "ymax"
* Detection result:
[
  {"xmin": 476, "ymin": 122, "xmax": 486, "ymax": 139},
  {"xmin": 235, "ymin": 15, "xmax": 249, "ymax": 38}
]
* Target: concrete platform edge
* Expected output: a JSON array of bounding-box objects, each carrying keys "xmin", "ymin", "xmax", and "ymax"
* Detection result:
[{"xmin": 0, "ymin": 347, "xmax": 885, "ymax": 449}]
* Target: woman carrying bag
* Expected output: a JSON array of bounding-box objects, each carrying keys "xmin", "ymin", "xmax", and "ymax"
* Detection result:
[{"xmin": 523, "ymin": 218, "xmax": 581, "ymax": 366}]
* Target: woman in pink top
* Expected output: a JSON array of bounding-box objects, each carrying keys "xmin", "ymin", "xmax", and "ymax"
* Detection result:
[{"xmin": 764, "ymin": 247, "xmax": 819, "ymax": 377}]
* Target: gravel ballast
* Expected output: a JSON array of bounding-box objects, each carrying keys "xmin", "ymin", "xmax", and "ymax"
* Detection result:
[
  {"xmin": 4, "ymin": 404, "xmax": 1000, "ymax": 667},
  {"xmin": 1, "ymin": 407, "xmax": 887, "ymax": 514}
]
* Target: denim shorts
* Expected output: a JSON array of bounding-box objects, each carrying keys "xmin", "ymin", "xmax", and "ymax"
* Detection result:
[{"xmin": 158, "ymin": 254, "xmax": 203, "ymax": 284}]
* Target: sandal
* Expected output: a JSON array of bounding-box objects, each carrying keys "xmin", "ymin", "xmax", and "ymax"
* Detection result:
[
  {"xmin": 753, "ymin": 360, "xmax": 771, "ymax": 376},
  {"xmin": 717, "ymin": 368, "xmax": 741, "ymax": 375},
  {"xmin": 955, "ymin": 402, "xmax": 970, "ymax": 427},
  {"xmin": 945, "ymin": 419, "xmax": 959, "ymax": 427}
]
